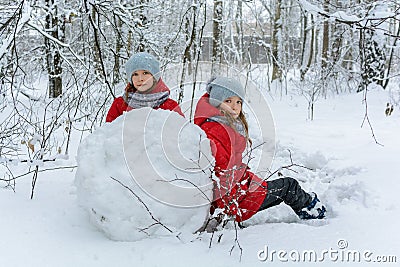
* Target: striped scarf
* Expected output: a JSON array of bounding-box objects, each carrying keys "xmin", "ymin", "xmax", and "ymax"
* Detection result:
[
  {"xmin": 126, "ymin": 91, "xmax": 170, "ymax": 109},
  {"xmin": 207, "ymin": 115, "xmax": 246, "ymax": 137}
]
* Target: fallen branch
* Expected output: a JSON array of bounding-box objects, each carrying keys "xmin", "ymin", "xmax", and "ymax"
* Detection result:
[
  {"xmin": 0, "ymin": 165, "xmax": 77, "ymax": 183},
  {"xmin": 360, "ymin": 87, "xmax": 383, "ymax": 146},
  {"xmin": 229, "ymin": 221, "xmax": 243, "ymax": 261}
]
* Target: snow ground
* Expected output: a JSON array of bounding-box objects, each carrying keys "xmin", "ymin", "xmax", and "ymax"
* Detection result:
[{"xmin": 1, "ymin": 86, "xmax": 399, "ymax": 267}]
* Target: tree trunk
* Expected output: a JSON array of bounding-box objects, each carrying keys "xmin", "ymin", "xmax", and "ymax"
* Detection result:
[
  {"xmin": 321, "ymin": 0, "xmax": 329, "ymax": 70},
  {"xmin": 212, "ymin": 0, "xmax": 223, "ymax": 75},
  {"xmin": 235, "ymin": 0, "xmax": 244, "ymax": 64},
  {"xmin": 127, "ymin": 30, "xmax": 133, "ymax": 57},
  {"xmin": 383, "ymin": 19, "xmax": 400, "ymax": 89},
  {"xmin": 113, "ymin": 13, "xmax": 122, "ymax": 86},
  {"xmin": 91, "ymin": 6, "xmax": 102, "ymax": 76},
  {"xmin": 300, "ymin": 13, "xmax": 315, "ymax": 81},
  {"xmin": 178, "ymin": 2, "xmax": 198, "ymax": 103},
  {"xmin": 45, "ymin": 0, "xmax": 63, "ymax": 98},
  {"xmin": 271, "ymin": 0, "xmax": 282, "ymax": 82},
  {"xmin": 137, "ymin": 0, "xmax": 149, "ymax": 52}
]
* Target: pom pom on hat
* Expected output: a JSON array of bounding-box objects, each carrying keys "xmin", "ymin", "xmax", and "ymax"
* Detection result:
[
  {"xmin": 125, "ymin": 52, "xmax": 161, "ymax": 84},
  {"xmin": 207, "ymin": 77, "xmax": 245, "ymax": 107}
]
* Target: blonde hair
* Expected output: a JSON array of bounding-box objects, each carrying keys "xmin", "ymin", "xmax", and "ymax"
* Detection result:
[{"xmin": 220, "ymin": 109, "xmax": 252, "ymax": 146}]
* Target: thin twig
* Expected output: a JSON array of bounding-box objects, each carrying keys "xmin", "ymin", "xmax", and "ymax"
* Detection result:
[
  {"xmin": 360, "ymin": 88, "xmax": 383, "ymax": 146},
  {"xmin": 0, "ymin": 165, "xmax": 77, "ymax": 182},
  {"xmin": 229, "ymin": 221, "xmax": 243, "ymax": 261},
  {"xmin": 109, "ymin": 176, "xmax": 180, "ymax": 240},
  {"xmin": 160, "ymin": 175, "xmax": 212, "ymax": 203},
  {"xmin": 264, "ymin": 149, "xmax": 313, "ymax": 181}
]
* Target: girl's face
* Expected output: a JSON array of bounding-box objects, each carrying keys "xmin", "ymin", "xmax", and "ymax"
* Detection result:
[
  {"xmin": 219, "ymin": 96, "xmax": 242, "ymax": 119},
  {"xmin": 131, "ymin": 70, "xmax": 155, "ymax": 92}
]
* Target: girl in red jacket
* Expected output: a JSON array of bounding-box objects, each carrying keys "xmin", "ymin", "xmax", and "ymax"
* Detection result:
[
  {"xmin": 106, "ymin": 52, "xmax": 183, "ymax": 122},
  {"xmin": 194, "ymin": 77, "xmax": 326, "ymax": 232}
]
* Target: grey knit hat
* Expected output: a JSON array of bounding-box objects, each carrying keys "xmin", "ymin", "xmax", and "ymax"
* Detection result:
[
  {"xmin": 206, "ymin": 77, "xmax": 245, "ymax": 107},
  {"xmin": 125, "ymin": 52, "xmax": 161, "ymax": 84}
]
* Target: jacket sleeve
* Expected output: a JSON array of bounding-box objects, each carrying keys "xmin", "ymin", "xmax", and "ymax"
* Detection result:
[
  {"xmin": 202, "ymin": 123, "xmax": 242, "ymax": 217},
  {"xmin": 161, "ymin": 99, "xmax": 185, "ymax": 117},
  {"xmin": 106, "ymin": 97, "xmax": 126, "ymax": 122},
  {"xmin": 202, "ymin": 123, "xmax": 232, "ymax": 171}
]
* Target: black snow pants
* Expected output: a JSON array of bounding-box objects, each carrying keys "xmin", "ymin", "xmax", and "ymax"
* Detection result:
[{"xmin": 258, "ymin": 177, "xmax": 312, "ymax": 213}]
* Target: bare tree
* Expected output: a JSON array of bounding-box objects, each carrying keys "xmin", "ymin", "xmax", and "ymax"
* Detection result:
[
  {"xmin": 90, "ymin": 5, "xmax": 102, "ymax": 76},
  {"xmin": 271, "ymin": 0, "xmax": 282, "ymax": 82},
  {"xmin": 44, "ymin": 0, "xmax": 64, "ymax": 98},
  {"xmin": 212, "ymin": 0, "xmax": 223, "ymax": 75},
  {"xmin": 178, "ymin": 1, "xmax": 201, "ymax": 103},
  {"xmin": 113, "ymin": 11, "xmax": 123, "ymax": 86},
  {"xmin": 321, "ymin": 0, "xmax": 329, "ymax": 71},
  {"xmin": 234, "ymin": 0, "xmax": 244, "ymax": 64},
  {"xmin": 300, "ymin": 11, "xmax": 315, "ymax": 81}
]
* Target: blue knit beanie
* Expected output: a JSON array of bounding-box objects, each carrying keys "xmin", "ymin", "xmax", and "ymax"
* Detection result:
[
  {"xmin": 206, "ymin": 77, "xmax": 245, "ymax": 107},
  {"xmin": 125, "ymin": 52, "xmax": 161, "ymax": 84}
]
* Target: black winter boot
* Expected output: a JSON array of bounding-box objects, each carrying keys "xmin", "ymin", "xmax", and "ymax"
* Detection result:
[{"xmin": 296, "ymin": 193, "xmax": 326, "ymax": 219}]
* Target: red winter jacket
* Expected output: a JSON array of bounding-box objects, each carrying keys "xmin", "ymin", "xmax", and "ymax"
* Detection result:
[
  {"xmin": 106, "ymin": 79, "xmax": 184, "ymax": 122},
  {"xmin": 194, "ymin": 93, "xmax": 267, "ymax": 222}
]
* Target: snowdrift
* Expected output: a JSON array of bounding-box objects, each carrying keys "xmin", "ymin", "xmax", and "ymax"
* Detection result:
[{"xmin": 74, "ymin": 108, "xmax": 214, "ymax": 241}]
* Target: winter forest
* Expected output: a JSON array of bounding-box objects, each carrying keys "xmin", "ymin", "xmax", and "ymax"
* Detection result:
[{"xmin": 1, "ymin": 0, "xmax": 400, "ymax": 266}]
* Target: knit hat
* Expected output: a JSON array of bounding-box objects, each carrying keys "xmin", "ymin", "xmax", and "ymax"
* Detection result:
[
  {"xmin": 125, "ymin": 52, "xmax": 161, "ymax": 84},
  {"xmin": 206, "ymin": 77, "xmax": 245, "ymax": 107}
]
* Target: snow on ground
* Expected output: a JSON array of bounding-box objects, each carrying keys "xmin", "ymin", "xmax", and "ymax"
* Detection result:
[{"xmin": 1, "ymin": 86, "xmax": 399, "ymax": 266}]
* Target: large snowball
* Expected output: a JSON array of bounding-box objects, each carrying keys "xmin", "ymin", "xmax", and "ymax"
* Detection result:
[{"xmin": 74, "ymin": 108, "xmax": 214, "ymax": 241}]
